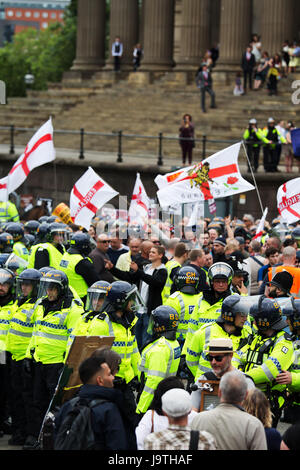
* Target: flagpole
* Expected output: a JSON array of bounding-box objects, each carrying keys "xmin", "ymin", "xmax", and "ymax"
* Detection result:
[{"xmin": 242, "ymin": 142, "xmax": 264, "ymax": 215}]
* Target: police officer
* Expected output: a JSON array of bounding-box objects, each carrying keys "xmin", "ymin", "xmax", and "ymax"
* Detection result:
[
  {"xmin": 185, "ymin": 295, "xmax": 252, "ymax": 380},
  {"xmin": 0, "ymin": 200, "xmax": 19, "ymax": 224},
  {"xmin": 275, "ymin": 298, "xmax": 300, "ymax": 424},
  {"xmin": 6, "ymin": 222, "xmax": 29, "ymax": 262},
  {"xmin": 243, "ymin": 118, "xmax": 270, "ymax": 172},
  {"xmin": 0, "ymin": 268, "xmax": 16, "ymax": 437},
  {"xmin": 24, "ymin": 220, "xmax": 40, "ymax": 238},
  {"xmin": 233, "ymin": 296, "xmax": 294, "ymax": 427},
  {"xmin": 59, "ymin": 232, "xmax": 100, "ymax": 304},
  {"xmin": 65, "ymin": 280, "xmax": 111, "ymax": 355},
  {"xmin": 184, "ymin": 262, "xmax": 234, "ymax": 349},
  {"xmin": 164, "ymin": 266, "xmax": 201, "ymax": 348},
  {"xmin": 88, "ymin": 280, "xmax": 141, "ymax": 448},
  {"xmin": 262, "ymin": 117, "xmax": 286, "ymax": 172},
  {"xmin": 136, "ymin": 305, "xmax": 181, "ymax": 415},
  {"xmin": 6, "ymin": 268, "xmax": 42, "ymax": 447},
  {"xmin": 25, "ymin": 269, "xmax": 83, "ymax": 448},
  {"xmin": 27, "ymin": 222, "xmax": 67, "ymax": 270}
]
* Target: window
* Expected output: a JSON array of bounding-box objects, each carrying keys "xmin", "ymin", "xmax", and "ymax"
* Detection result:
[
  {"xmin": 33, "ymin": 11, "xmax": 40, "ymax": 18},
  {"xmin": 51, "ymin": 12, "xmax": 56, "ymax": 19},
  {"xmin": 25, "ymin": 11, "xmax": 31, "ymax": 18},
  {"xmin": 7, "ymin": 10, "xmax": 14, "ymax": 17},
  {"xmin": 16, "ymin": 11, "xmax": 22, "ymax": 17},
  {"xmin": 42, "ymin": 11, "xmax": 48, "ymax": 18},
  {"xmin": 41, "ymin": 22, "xmax": 48, "ymax": 28}
]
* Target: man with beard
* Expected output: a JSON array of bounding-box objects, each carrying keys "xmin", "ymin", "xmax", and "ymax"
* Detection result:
[{"xmin": 265, "ymin": 271, "xmax": 293, "ymax": 299}]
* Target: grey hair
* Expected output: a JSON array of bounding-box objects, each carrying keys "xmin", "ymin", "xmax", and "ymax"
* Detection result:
[{"xmin": 219, "ymin": 370, "xmax": 248, "ymax": 404}]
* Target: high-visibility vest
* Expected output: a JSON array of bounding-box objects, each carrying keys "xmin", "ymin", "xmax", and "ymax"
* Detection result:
[
  {"xmin": 65, "ymin": 310, "xmax": 97, "ymax": 356},
  {"xmin": 164, "ymin": 290, "xmax": 201, "ymax": 343},
  {"xmin": 286, "ymin": 334, "xmax": 300, "ymax": 406},
  {"xmin": 88, "ymin": 311, "xmax": 140, "ymax": 384},
  {"xmin": 59, "ymin": 252, "xmax": 89, "ymax": 299},
  {"xmin": 268, "ymin": 265, "xmax": 300, "ymax": 298},
  {"xmin": 6, "ymin": 298, "xmax": 38, "ymax": 361},
  {"xmin": 13, "ymin": 241, "xmax": 29, "ymax": 262},
  {"xmin": 0, "ymin": 201, "xmax": 19, "ymax": 223},
  {"xmin": 27, "ymin": 242, "xmax": 65, "ymax": 269},
  {"xmin": 29, "ymin": 298, "xmax": 83, "ymax": 364},
  {"xmin": 136, "ymin": 335, "xmax": 181, "ymax": 414},
  {"xmin": 161, "ymin": 259, "xmax": 181, "ymax": 303},
  {"xmin": 233, "ymin": 330, "xmax": 294, "ymax": 408},
  {"xmin": 186, "ymin": 320, "xmax": 252, "ymax": 379},
  {"xmin": 0, "ymin": 300, "xmax": 14, "ymax": 352}
]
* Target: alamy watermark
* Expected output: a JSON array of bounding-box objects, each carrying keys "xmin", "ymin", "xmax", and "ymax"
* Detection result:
[
  {"xmin": 291, "ymin": 80, "xmax": 300, "ymax": 105},
  {"xmin": 0, "ymin": 80, "xmax": 6, "ymax": 104}
]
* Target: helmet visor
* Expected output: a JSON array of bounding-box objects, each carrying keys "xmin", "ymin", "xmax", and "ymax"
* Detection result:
[
  {"xmin": 16, "ymin": 278, "xmax": 38, "ymax": 299},
  {"xmin": 4, "ymin": 253, "xmax": 28, "ymax": 275},
  {"xmin": 85, "ymin": 289, "xmax": 108, "ymax": 312},
  {"xmin": 37, "ymin": 278, "xmax": 62, "ymax": 301}
]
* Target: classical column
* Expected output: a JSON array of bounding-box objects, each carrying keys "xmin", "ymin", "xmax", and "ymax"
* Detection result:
[
  {"xmin": 141, "ymin": 0, "xmax": 175, "ymax": 71},
  {"xmin": 71, "ymin": 0, "xmax": 106, "ymax": 72},
  {"xmin": 259, "ymin": 0, "xmax": 294, "ymax": 56},
  {"xmin": 176, "ymin": 0, "xmax": 211, "ymax": 69},
  {"xmin": 106, "ymin": 0, "xmax": 139, "ymax": 70},
  {"xmin": 218, "ymin": 0, "xmax": 252, "ymax": 66}
]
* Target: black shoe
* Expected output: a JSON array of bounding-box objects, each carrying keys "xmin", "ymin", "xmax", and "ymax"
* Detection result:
[{"xmin": 8, "ymin": 434, "xmax": 26, "ymax": 446}]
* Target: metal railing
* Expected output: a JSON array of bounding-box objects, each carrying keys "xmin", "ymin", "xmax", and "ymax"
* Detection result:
[{"xmin": 0, "ymin": 124, "xmax": 245, "ymax": 166}]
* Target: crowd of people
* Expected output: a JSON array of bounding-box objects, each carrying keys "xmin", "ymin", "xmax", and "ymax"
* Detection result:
[{"xmin": 0, "ymin": 199, "xmax": 299, "ymax": 452}]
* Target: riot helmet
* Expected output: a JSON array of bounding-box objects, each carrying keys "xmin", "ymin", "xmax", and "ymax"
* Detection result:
[
  {"xmin": 0, "ymin": 267, "xmax": 15, "ymax": 297},
  {"xmin": 24, "ymin": 220, "xmax": 40, "ymax": 236},
  {"xmin": 69, "ymin": 232, "xmax": 93, "ymax": 257},
  {"xmin": 208, "ymin": 262, "xmax": 233, "ymax": 287},
  {"xmin": 38, "ymin": 269, "xmax": 69, "ymax": 300},
  {"xmin": 174, "ymin": 266, "xmax": 200, "ymax": 295},
  {"xmin": 16, "ymin": 268, "xmax": 42, "ymax": 300},
  {"xmin": 6, "ymin": 222, "xmax": 24, "ymax": 242},
  {"xmin": 147, "ymin": 305, "xmax": 179, "ymax": 341},
  {"xmin": 250, "ymin": 296, "xmax": 286, "ymax": 332},
  {"xmin": 46, "ymin": 222, "xmax": 68, "ymax": 245},
  {"xmin": 85, "ymin": 280, "xmax": 111, "ymax": 312},
  {"xmin": 0, "ymin": 232, "xmax": 14, "ymax": 253},
  {"xmin": 219, "ymin": 294, "xmax": 248, "ymax": 324},
  {"xmin": 284, "ymin": 297, "xmax": 300, "ymax": 332}
]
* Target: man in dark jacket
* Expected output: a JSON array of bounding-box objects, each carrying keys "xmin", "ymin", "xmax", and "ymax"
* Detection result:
[
  {"xmin": 195, "ymin": 63, "xmax": 216, "ymax": 113},
  {"xmin": 89, "ymin": 234, "xmax": 115, "ymax": 283},
  {"xmin": 241, "ymin": 45, "xmax": 256, "ymax": 92},
  {"xmin": 54, "ymin": 348, "xmax": 130, "ymax": 450}
]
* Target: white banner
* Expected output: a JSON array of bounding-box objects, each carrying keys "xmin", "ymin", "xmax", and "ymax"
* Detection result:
[{"xmin": 277, "ymin": 178, "xmax": 300, "ymax": 224}]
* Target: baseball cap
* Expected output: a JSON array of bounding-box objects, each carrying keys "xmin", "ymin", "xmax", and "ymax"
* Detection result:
[{"xmin": 161, "ymin": 388, "xmax": 192, "ymax": 418}]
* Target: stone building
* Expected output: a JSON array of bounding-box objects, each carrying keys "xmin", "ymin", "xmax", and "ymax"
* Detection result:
[{"xmin": 71, "ymin": 0, "xmax": 299, "ymax": 75}]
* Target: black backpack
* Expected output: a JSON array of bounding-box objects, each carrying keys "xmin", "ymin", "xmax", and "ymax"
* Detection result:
[{"xmin": 54, "ymin": 397, "xmax": 107, "ymax": 451}]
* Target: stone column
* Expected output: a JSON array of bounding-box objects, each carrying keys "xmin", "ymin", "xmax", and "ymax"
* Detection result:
[
  {"xmin": 141, "ymin": 0, "xmax": 175, "ymax": 71},
  {"xmin": 106, "ymin": 0, "xmax": 139, "ymax": 70},
  {"xmin": 218, "ymin": 0, "xmax": 252, "ymax": 66},
  {"xmin": 176, "ymin": 0, "xmax": 211, "ymax": 69},
  {"xmin": 71, "ymin": 0, "xmax": 106, "ymax": 72},
  {"xmin": 259, "ymin": 0, "xmax": 294, "ymax": 56}
]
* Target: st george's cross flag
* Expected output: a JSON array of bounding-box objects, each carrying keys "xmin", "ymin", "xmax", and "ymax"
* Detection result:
[
  {"xmin": 154, "ymin": 142, "xmax": 255, "ymax": 209},
  {"xmin": 128, "ymin": 173, "xmax": 150, "ymax": 227},
  {"xmin": 277, "ymin": 178, "xmax": 300, "ymax": 224},
  {"xmin": 253, "ymin": 207, "xmax": 268, "ymax": 241},
  {"xmin": 70, "ymin": 166, "xmax": 119, "ymax": 230},
  {"xmin": 0, "ymin": 118, "xmax": 55, "ymax": 201}
]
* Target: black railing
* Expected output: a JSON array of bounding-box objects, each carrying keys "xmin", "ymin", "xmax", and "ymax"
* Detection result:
[{"xmin": 0, "ymin": 125, "xmax": 246, "ymax": 166}]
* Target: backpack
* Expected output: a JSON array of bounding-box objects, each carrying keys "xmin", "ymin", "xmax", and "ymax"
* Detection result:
[{"xmin": 54, "ymin": 396, "xmax": 107, "ymax": 451}]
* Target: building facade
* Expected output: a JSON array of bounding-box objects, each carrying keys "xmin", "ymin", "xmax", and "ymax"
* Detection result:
[
  {"xmin": 0, "ymin": 0, "xmax": 69, "ymax": 45},
  {"xmin": 71, "ymin": 0, "xmax": 300, "ymax": 74}
]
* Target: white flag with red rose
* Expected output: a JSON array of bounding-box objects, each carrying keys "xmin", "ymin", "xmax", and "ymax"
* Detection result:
[
  {"xmin": 154, "ymin": 142, "xmax": 255, "ymax": 209},
  {"xmin": 70, "ymin": 166, "xmax": 119, "ymax": 230},
  {"xmin": 0, "ymin": 118, "xmax": 55, "ymax": 201},
  {"xmin": 128, "ymin": 172, "xmax": 150, "ymax": 227},
  {"xmin": 277, "ymin": 178, "xmax": 300, "ymax": 224},
  {"xmin": 253, "ymin": 207, "xmax": 268, "ymax": 241}
]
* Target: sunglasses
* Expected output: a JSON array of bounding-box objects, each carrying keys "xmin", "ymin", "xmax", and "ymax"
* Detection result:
[
  {"xmin": 206, "ymin": 354, "xmax": 227, "ymax": 362},
  {"xmin": 99, "ymin": 240, "xmax": 111, "ymax": 243}
]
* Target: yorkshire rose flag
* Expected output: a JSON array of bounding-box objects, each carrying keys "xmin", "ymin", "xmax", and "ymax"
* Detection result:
[
  {"xmin": 128, "ymin": 173, "xmax": 150, "ymax": 227},
  {"xmin": 253, "ymin": 207, "xmax": 268, "ymax": 241},
  {"xmin": 155, "ymin": 142, "xmax": 255, "ymax": 209},
  {"xmin": 70, "ymin": 166, "xmax": 118, "ymax": 229},
  {"xmin": 277, "ymin": 178, "xmax": 300, "ymax": 224},
  {"xmin": 0, "ymin": 118, "xmax": 55, "ymax": 201}
]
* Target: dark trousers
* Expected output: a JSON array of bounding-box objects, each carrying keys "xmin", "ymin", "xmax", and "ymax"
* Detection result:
[
  {"xmin": 246, "ymin": 144, "xmax": 260, "ymax": 171},
  {"xmin": 32, "ymin": 362, "xmax": 63, "ymax": 438},
  {"xmin": 10, "ymin": 359, "xmax": 36, "ymax": 438},
  {"xmin": 114, "ymin": 56, "xmax": 121, "ymax": 72},
  {"xmin": 200, "ymin": 86, "xmax": 215, "ymax": 112},
  {"xmin": 263, "ymin": 146, "xmax": 278, "ymax": 172},
  {"xmin": 0, "ymin": 355, "xmax": 12, "ymax": 431},
  {"xmin": 180, "ymin": 143, "xmax": 193, "ymax": 165},
  {"xmin": 243, "ymin": 69, "xmax": 253, "ymax": 90}
]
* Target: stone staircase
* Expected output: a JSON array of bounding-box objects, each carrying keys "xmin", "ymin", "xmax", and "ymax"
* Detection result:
[{"xmin": 0, "ymin": 69, "xmax": 299, "ymax": 164}]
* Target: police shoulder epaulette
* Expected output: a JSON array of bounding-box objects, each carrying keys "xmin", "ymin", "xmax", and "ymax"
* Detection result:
[
  {"xmin": 283, "ymin": 331, "xmax": 293, "ymax": 341},
  {"xmin": 96, "ymin": 312, "xmax": 107, "ymax": 321},
  {"xmin": 73, "ymin": 299, "xmax": 83, "ymax": 307}
]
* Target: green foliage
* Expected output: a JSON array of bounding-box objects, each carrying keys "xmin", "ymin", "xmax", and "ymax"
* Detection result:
[{"xmin": 0, "ymin": 9, "xmax": 77, "ymax": 97}]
